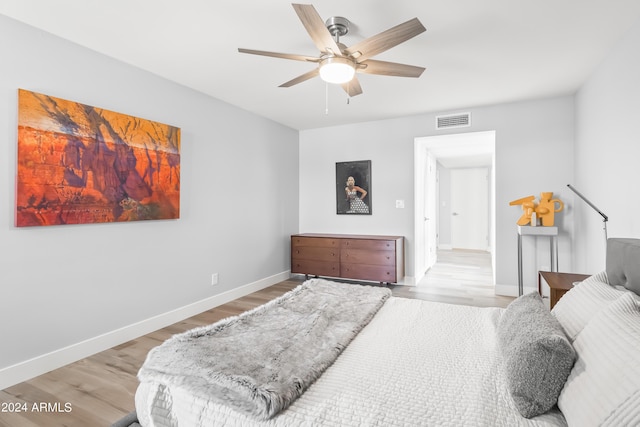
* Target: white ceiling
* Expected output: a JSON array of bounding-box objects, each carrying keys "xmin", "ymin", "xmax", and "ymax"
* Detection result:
[{"xmin": 2, "ymin": 1, "xmax": 640, "ymax": 131}]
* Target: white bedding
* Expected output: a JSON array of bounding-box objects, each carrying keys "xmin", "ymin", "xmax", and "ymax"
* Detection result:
[{"xmin": 136, "ymin": 296, "xmax": 567, "ymax": 426}]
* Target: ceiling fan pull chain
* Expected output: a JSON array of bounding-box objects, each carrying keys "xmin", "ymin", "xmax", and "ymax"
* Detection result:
[
  {"xmin": 325, "ymin": 82, "xmax": 329, "ymax": 115},
  {"xmin": 346, "ymin": 80, "xmax": 350, "ymax": 104}
]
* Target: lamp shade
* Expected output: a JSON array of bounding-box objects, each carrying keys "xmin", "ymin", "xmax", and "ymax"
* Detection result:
[{"xmin": 319, "ymin": 57, "xmax": 356, "ymax": 84}]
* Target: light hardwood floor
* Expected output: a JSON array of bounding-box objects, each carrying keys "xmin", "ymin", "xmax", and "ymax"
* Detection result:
[
  {"xmin": 390, "ymin": 249, "xmax": 515, "ymax": 308},
  {"xmin": 0, "ymin": 249, "xmax": 512, "ymax": 426}
]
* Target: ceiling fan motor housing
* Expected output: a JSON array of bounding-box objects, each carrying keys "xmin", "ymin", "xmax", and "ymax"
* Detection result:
[{"xmin": 325, "ymin": 16, "xmax": 350, "ymax": 40}]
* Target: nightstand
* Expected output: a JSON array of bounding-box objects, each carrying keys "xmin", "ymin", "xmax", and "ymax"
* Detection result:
[{"xmin": 538, "ymin": 271, "xmax": 590, "ymax": 309}]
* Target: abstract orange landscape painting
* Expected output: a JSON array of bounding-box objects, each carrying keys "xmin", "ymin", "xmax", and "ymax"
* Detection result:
[{"xmin": 16, "ymin": 89, "xmax": 181, "ymax": 227}]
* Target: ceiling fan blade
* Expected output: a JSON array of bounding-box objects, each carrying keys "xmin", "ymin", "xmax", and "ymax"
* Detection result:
[
  {"xmin": 341, "ymin": 76, "xmax": 363, "ymax": 97},
  {"xmin": 292, "ymin": 4, "xmax": 343, "ymax": 56},
  {"xmin": 345, "ymin": 17, "xmax": 426, "ymax": 62},
  {"xmin": 279, "ymin": 68, "xmax": 320, "ymax": 87},
  {"xmin": 238, "ymin": 48, "xmax": 319, "ymax": 63},
  {"xmin": 358, "ymin": 59, "xmax": 425, "ymax": 78}
]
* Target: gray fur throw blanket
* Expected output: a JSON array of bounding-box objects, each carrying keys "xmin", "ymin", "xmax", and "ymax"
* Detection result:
[{"xmin": 138, "ymin": 278, "xmax": 391, "ymax": 420}]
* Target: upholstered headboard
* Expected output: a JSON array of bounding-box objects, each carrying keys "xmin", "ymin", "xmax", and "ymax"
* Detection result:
[{"xmin": 606, "ymin": 238, "xmax": 640, "ymax": 295}]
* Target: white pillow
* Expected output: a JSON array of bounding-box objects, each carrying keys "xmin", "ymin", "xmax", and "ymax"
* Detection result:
[
  {"xmin": 551, "ymin": 271, "xmax": 627, "ymax": 340},
  {"xmin": 558, "ymin": 292, "xmax": 640, "ymax": 426}
]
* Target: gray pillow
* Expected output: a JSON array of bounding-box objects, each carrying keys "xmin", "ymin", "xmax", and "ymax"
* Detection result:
[{"xmin": 497, "ymin": 292, "xmax": 576, "ymax": 418}]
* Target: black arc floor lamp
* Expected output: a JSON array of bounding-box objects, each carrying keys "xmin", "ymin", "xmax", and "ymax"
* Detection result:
[{"xmin": 567, "ymin": 184, "xmax": 608, "ymax": 246}]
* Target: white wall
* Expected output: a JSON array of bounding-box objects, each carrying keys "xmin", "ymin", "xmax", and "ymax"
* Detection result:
[
  {"xmin": 300, "ymin": 96, "xmax": 575, "ymax": 293},
  {"xmin": 0, "ymin": 15, "xmax": 299, "ymax": 385},
  {"xmin": 574, "ymin": 17, "xmax": 640, "ymax": 272}
]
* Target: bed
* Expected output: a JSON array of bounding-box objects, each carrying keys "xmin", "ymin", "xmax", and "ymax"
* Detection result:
[{"xmin": 134, "ymin": 238, "xmax": 640, "ymax": 426}]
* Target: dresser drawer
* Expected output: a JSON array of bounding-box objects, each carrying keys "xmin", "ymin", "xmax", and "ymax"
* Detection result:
[
  {"xmin": 292, "ymin": 236, "xmax": 340, "ymax": 249},
  {"xmin": 341, "ymin": 248, "xmax": 396, "ymax": 266},
  {"xmin": 341, "ymin": 239, "xmax": 396, "ymax": 251},
  {"xmin": 291, "ymin": 260, "xmax": 340, "ymax": 277},
  {"xmin": 341, "ymin": 264, "xmax": 398, "ymax": 282},
  {"xmin": 291, "ymin": 246, "xmax": 339, "ymax": 262}
]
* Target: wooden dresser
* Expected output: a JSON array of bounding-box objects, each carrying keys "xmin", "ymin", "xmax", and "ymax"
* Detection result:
[{"xmin": 291, "ymin": 233, "xmax": 404, "ymax": 283}]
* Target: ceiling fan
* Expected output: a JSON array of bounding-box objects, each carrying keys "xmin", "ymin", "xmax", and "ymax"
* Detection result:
[{"xmin": 238, "ymin": 3, "xmax": 426, "ymax": 97}]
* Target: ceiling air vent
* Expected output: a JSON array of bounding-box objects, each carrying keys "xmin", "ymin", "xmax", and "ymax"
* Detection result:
[{"xmin": 436, "ymin": 112, "xmax": 471, "ymax": 130}]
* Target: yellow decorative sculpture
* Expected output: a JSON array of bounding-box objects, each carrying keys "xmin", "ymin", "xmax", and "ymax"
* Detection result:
[
  {"xmin": 536, "ymin": 192, "xmax": 564, "ymax": 226},
  {"xmin": 509, "ymin": 192, "xmax": 564, "ymax": 226},
  {"xmin": 509, "ymin": 195, "xmax": 537, "ymax": 226}
]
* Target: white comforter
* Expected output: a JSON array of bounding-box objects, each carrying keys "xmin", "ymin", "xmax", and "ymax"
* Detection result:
[{"xmin": 136, "ymin": 297, "xmax": 567, "ymax": 426}]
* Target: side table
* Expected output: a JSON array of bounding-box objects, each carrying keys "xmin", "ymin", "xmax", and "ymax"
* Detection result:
[
  {"xmin": 538, "ymin": 271, "xmax": 590, "ymax": 309},
  {"xmin": 518, "ymin": 225, "xmax": 558, "ymax": 296}
]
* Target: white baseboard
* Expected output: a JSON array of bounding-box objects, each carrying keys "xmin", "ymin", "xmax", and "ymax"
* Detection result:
[
  {"xmin": 0, "ymin": 271, "xmax": 291, "ymax": 390},
  {"xmin": 399, "ymin": 276, "xmax": 416, "ymax": 286}
]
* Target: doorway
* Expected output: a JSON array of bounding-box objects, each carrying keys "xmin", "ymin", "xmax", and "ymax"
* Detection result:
[{"xmin": 414, "ymin": 131, "xmax": 496, "ymax": 285}]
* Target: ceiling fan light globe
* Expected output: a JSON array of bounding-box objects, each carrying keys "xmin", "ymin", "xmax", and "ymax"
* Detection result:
[{"xmin": 319, "ymin": 57, "xmax": 356, "ymax": 84}]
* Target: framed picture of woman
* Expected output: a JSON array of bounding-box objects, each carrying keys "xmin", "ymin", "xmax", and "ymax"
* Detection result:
[{"xmin": 336, "ymin": 160, "xmax": 372, "ymax": 215}]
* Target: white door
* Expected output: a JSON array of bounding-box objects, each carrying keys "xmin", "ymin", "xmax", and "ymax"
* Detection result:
[
  {"xmin": 414, "ymin": 146, "xmax": 438, "ymax": 280},
  {"xmin": 451, "ymin": 168, "xmax": 489, "ymax": 250},
  {"xmin": 414, "ymin": 144, "xmax": 427, "ymax": 279}
]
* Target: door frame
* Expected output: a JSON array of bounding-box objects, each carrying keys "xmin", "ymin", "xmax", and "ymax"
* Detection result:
[{"xmin": 414, "ymin": 131, "xmax": 496, "ymax": 285}]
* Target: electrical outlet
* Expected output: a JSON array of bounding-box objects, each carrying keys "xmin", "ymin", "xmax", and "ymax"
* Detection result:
[{"xmin": 211, "ymin": 273, "xmax": 219, "ymax": 286}]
